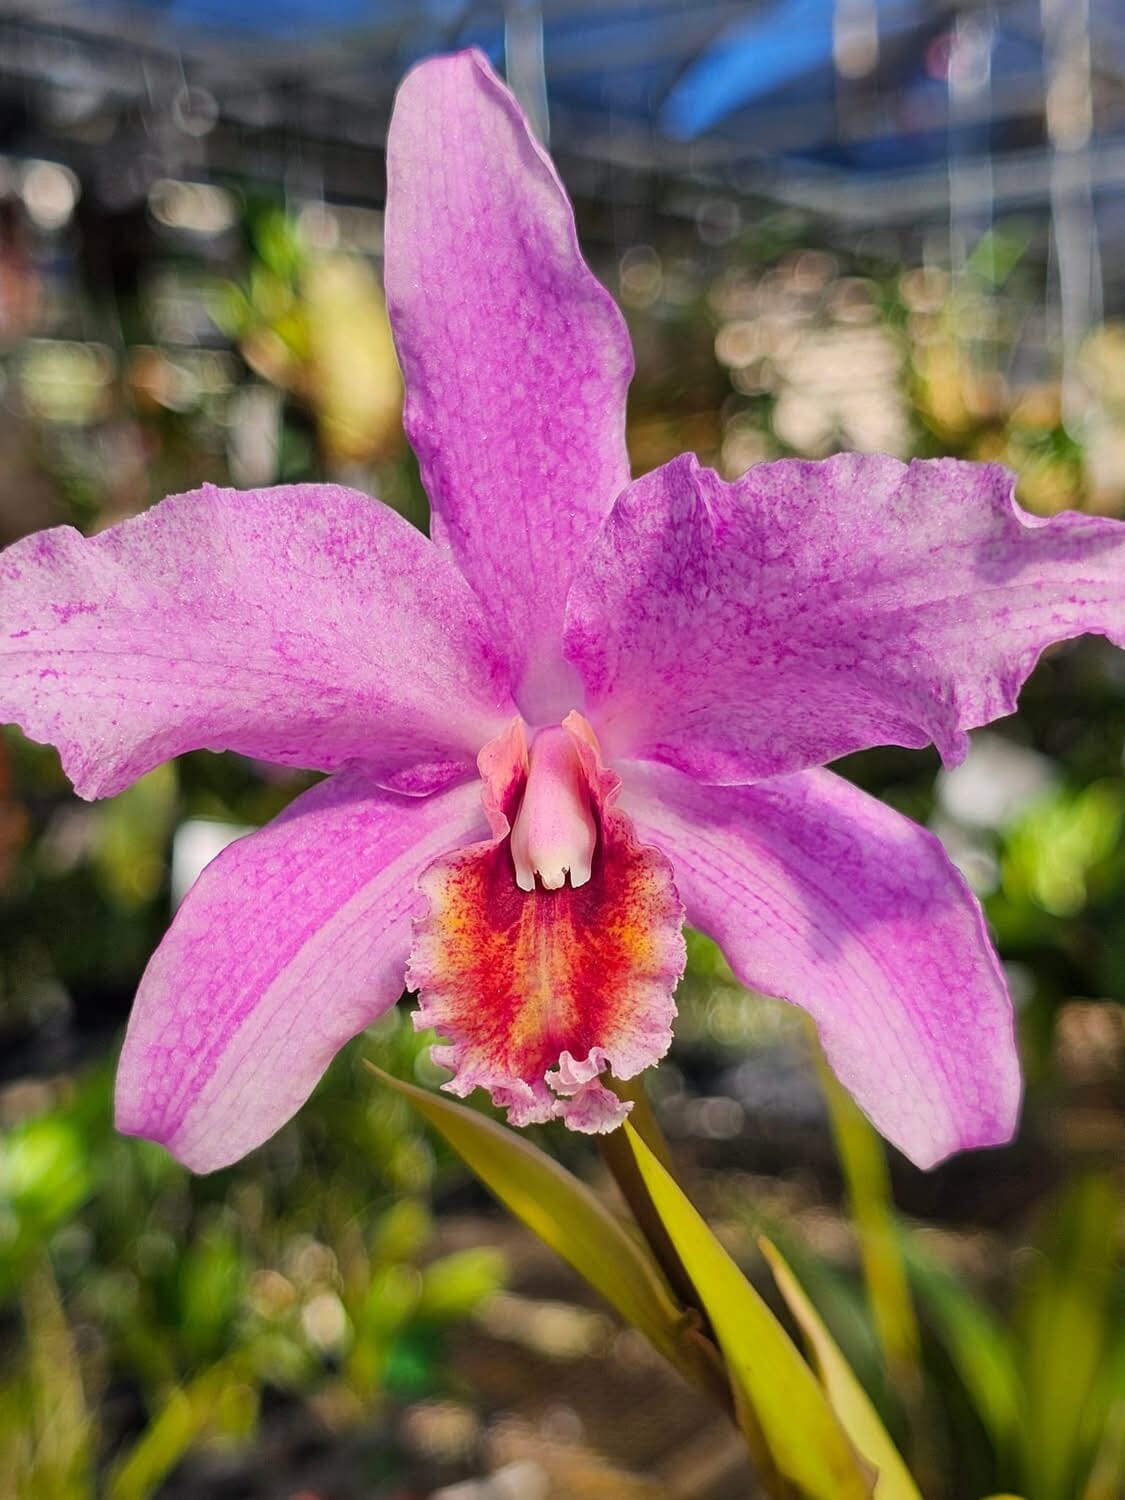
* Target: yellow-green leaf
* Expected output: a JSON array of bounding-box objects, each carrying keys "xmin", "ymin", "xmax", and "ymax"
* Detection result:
[
  {"xmin": 22, "ymin": 1259, "xmax": 94, "ymax": 1499},
  {"xmin": 364, "ymin": 1065, "xmax": 718, "ymax": 1395},
  {"xmin": 811, "ymin": 1032, "xmax": 921, "ymax": 1389},
  {"xmin": 105, "ymin": 1363, "xmax": 247, "ymax": 1500},
  {"xmin": 1019, "ymin": 1175, "xmax": 1118, "ymax": 1500},
  {"xmin": 760, "ymin": 1237, "xmax": 921, "ymax": 1500},
  {"xmin": 623, "ymin": 1123, "xmax": 873, "ymax": 1499}
]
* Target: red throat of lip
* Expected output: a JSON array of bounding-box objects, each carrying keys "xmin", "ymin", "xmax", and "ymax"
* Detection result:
[{"xmin": 407, "ymin": 712, "xmax": 685, "ymax": 1132}]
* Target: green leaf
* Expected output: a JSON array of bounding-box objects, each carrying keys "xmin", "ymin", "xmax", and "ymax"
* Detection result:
[
  {"xmin": 104, "ymin": 1363, "xmax": 244, "ymax": 1500},
  {"xmin": 623, "ymin": 1123, "xmax": 873, "ymax": 1499},
  {"xmin": 21, "ymin": 1260, "xmax": 94, "ymax": 1500},
  {"xmin": 364, "ymin": 1065, "xmax": 718, "ymax": 1395},
  {"xmin": 1080, "ymin": 1377, "xmax": 1125, "ymax": 1500},
  {"xmin": 811, "ymin": 1034, "xmax": 921, "ymax": 1388},
  {"xmin": 417, "ymin": 1247, "xmax": 507, "ymax": 1324},
  {"xmin": 760, "ymin": 1238, "xmax": 921, "ymax": 1500},
  {"xmin": 902, "ymin": 1236, "xmax": 1023, "ymax": 1459},
  {"xmin": 1017, "ymin": 1175, "xmax": 1118, "ymax": 1500}
]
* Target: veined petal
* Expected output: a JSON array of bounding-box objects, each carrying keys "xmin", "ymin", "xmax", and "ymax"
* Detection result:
[
  {"xmin": 409, "ymin": 717, "xmax": 684, "ymax": 1130},
  {"xmin": 0, "ymin": 483, "xmax": 515, "ymax": 799},
  {"xmin": 566, "ymin": 452, "xmax": 1125, "ymax": 781},
  {"xmin": 385, "ymin": 51, "xmax": 633, "ymax": 712},
  {"xmin": 115, "ymin": 770, "xmax": 488, "ymax": 1172},
  {"xmin": 621, "ymin": 760, "xmax": 1020, "ymax": 1169}
]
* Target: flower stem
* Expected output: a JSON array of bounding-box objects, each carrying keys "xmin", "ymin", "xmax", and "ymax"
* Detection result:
[{"xmin": 600, "ymin": 1076, "xmax": 703, "ymax": 1319}]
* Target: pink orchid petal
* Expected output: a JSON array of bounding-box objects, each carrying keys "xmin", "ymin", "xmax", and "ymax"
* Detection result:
[
  {"xmin": 115, "ymin": 769, "xmax": 487, "ymax": 1172},
  {"xmin": 385, "ymin": 51, "xmax": 633, "ymax": 711},
  {"xmin": 566, "ymin": 453, "xmax": 1125, "ymax": 781},
  {"xmin": 621, "ymin": 760, "xmax": 1021, "ymax": 1168},
  {"xmin": 0, "ymin": 483, "xmax": 515, "ymax": 799}
]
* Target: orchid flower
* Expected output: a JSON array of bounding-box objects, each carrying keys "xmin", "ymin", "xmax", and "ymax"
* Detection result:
[{"xmin": 3, "ymin": 51, "xmax": 1123, "ymax": 1177}]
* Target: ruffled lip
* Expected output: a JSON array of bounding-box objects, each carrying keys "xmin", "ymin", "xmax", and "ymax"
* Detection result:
[{"xmin": 407, "ymin": 713, "xmax": 686, "ymax": 1131}]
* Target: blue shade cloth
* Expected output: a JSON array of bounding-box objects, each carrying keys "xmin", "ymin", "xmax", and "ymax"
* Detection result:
[
  {"xmin": 43, "ymin": 0, "xmax": 1125, "ymax": 174},
  {"xmin": 89, "ymin": 0, "xmax": 464, "ymax": 40},
  {"xmin": 662, "ymin": 0, "xmax": 848, "ymax": 141}
]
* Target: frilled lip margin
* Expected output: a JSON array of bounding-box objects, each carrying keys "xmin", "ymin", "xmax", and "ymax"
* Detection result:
[{"xmin": 408, "ymin": 714, "xmax": 686, "ymax": 1131}]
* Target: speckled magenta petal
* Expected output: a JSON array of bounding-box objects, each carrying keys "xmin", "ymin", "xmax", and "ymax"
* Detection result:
[
  {"xmin": 566, "ymin": 452, "xmax": 1125, "ymax": 782},
  {"xmin": 408, "ymin": 719, "xmax": 684, "ymax": 1131},
  {"xmin": 621, "ymin": 761, "xmax": 1021, "ymax": 1169},
  {"xmin": 384, "ymin": 51, "xmax": 633, "ymax": 711},
  {"xmin": 114, "ymin": 770, "xmax": 488, "ymax": 1172},
  {"xmin": 0, "ymin": 483, "xmax": 515, "ymax": 799}
]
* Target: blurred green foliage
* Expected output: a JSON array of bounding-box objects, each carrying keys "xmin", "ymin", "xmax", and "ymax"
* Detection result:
[
  {"xmin": 807, "ymin": 1051, "xmax": 1124, "ymax": 1500},
  {"xmin": 737, "ymin": 1142, "xmax": 1123, "ymax": 1500},
  {"xmin": 0, "ymin": 1015, "xmax": 506, "ymax": 1498},
  {"xmin": 905, "ymin": 1173, "xmax": 1124, "ymax": 1500}
]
